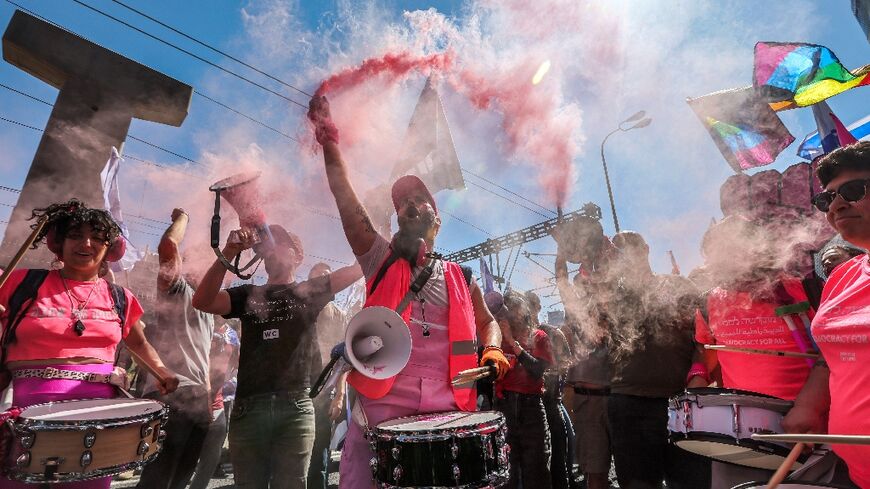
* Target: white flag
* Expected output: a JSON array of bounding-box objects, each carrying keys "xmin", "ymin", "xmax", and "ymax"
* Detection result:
[{"xmin": 100, "ymin": 147, "xmax": 142, "ymax": 271}]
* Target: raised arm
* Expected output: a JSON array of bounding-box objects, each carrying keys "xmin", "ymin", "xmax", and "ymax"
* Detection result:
[
  {"xmin": 309, "ymin": 96, "xmax": 379, "ymax": 256},
  {"xmin": 328, "ymin": 262, "xmax": 364, "ymax": 294},
  {"xmin": 157, "ymin": 208, "xmax": 188, "ymax": 292},
  {"xmin": 192, "ymin": 228, "xmax": 256, "ymax": 315}
]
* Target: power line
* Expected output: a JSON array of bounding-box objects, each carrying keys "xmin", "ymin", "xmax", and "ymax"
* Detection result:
[
  {"xmin": 193, "ymin": 92, "xmax": 300, "ymax": 143},
  {"xmin": 465, "ymin": 180, "xmax": 550, "ymax": 219},
  {"xmin": 462, "ymin": 168, "xmax": 555, "ymax": 216},
  {"xmin": 69, "ymin": 0, "xmax": 308, "ymax": 109},
  {"xmin": 109, "ymin": 0, "xmax": 311, "ymax": 99},
  {"xmin": 441, "ymin": 210, "xmax": 493, "ymax": 237}
]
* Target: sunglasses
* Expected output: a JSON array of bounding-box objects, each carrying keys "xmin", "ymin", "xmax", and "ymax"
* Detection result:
[{"xmin": 812, "ymin": 179, "xmax": 870, "ymax": 212}]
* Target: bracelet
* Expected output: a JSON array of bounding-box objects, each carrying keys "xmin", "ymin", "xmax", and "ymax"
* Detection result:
[
  {"xmin": 482, "ymin": 345, "xmax": 504, "ymax": 355},
  {"xmin": 686, "ymin": 361, "xmax": 709, "ymax": 384}
]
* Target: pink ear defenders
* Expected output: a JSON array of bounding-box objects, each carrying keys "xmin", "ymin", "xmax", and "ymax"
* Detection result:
[{"xmin": 45, "ymin": 227, "xmax": 127, "ymax": 263}]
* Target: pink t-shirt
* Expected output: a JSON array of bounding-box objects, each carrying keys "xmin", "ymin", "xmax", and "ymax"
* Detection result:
[
  {"xmin": 0, "ymin": 269, "xmax": 143, "ymax": 363},
  {"xmin": 696, "ymin": 279, "xmax": 813, "ymax": 400},
  {"xmin": 812, "ymin": 255, "xmax": 870, "ymax": 487}
]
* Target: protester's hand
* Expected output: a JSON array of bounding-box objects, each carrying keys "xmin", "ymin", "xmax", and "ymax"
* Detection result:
[
  {"xmin": 481, "ymin": 347, "xmax": 511, "ymax": 381},
  {"xmin": 171, "ymin": 208, "xmax": 188, "ymax": 222},
  {"xmin": 109, "ymin": 367, "xmax": 131, "ymax": 391},
  {"xmin": 0, "ymin": 304, "xmax": 5, "ymax": 315},
  {"xmin": 224, "ymin": 228, "xmax": 258, "ymax": 257},
  {"xmin": 782, "ymin": 404, "xmax": 826, "ymax": 435},
  {"xmin": 328, "ymin": 392, "xmax": 344, "ymax": 421},
  {"xmin": 308, "ymin": 96, "xmax": 332, "ymax": 124},
  {"xmin": 308, "ymin": 96, "xmax": 339, "ymax": 145},
  {"xmin": 156, "ymin": 370, "xmax": 180, "ymax": 395}
]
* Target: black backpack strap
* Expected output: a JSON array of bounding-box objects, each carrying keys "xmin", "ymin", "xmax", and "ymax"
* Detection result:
[
  {"xmin": 1, "ymin": 269, "xmax": 50, "ymax": 370},
  {"xmin": 460, "ymin": 265, "xmax": 473, "ymax": 287},
  {"xmin": 107, "ymin": 282, "xmax": 128, "ymax": 329},
  {"xmin": 368, "ymin": 250, "xmax": 401, "ymax": 296},
  {"xmin": 800, "ymin": 276, "xmax": 823, "ymax": 311}
]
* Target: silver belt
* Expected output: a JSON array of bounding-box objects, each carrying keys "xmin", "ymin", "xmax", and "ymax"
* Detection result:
[{"xmin": 12, "ymin": 367, "xmax": 115, "ymax": 384}]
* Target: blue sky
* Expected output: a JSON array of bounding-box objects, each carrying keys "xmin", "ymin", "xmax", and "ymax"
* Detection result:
[{"xmin": 0, "ymin": 0, "xmax": 868, "ymax": 313}]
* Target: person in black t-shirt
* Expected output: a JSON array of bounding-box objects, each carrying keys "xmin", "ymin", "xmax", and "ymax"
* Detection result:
[{"xmin": 193, "ymin": 224, "xmax": 361, "ymax": 489}]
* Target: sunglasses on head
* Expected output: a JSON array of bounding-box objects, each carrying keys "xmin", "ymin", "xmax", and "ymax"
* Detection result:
[{"xmin": 812, "ymin": 179, "xmax": 870, "ymax": 212}]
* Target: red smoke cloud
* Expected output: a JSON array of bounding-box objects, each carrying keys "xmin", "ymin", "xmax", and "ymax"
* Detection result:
[
  {"xmin": 314, "ymin": 50, "xmax": 578, "ymax": 208},
  {"xmin": 315, "ymin": 51, "xmax": 454, "ymax": 96}
]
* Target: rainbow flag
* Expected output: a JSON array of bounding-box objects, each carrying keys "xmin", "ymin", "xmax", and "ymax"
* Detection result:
[
  {"xmin": 755, "ymin": 42, "xmax": 870, "ymax": 109},
  {"xmin": 688, "ymin": 87, "xmax": 795, "ymax": 172}
]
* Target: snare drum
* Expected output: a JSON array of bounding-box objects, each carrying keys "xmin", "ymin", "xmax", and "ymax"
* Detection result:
[
  {"xmin": 5, "ymin": 398, "xmax": 168, "ymax": 483},
  {"xmin": 371, "ymin": 411, "xmax": 509, "ymax": 488},
  {"xmin": 668, "ymin": 388, "xmax": 807, "ymax": 470}
]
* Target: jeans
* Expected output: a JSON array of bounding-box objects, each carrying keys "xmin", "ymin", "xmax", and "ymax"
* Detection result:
[
  {"xmin": 137, "ymin": 386, "xmax": 211, "ymax": 489},
  {"xmin": 188, "ymin": 407, "xmax": 228, "ymax": 489},
  {"xmin": 229, "ymin": 391, "xmax": 315, "ymax": 489},
  {"xmin": 608, "ymin": 393, "xmax": 710, "ymax": 489},
  {"xmin": 307, "ymin": 397, "xmax": 332, "ymax": 489},
  {"xmin": 544, "ymin": 394, "xmax": 574, "ymax": 489},
  {"xmin": 496, "ymin": 391, "xmax": 552, "ymax": 489}
]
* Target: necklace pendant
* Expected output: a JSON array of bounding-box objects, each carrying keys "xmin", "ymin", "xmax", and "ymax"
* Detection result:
[
  {"xmin": 73, "ymin": 319, "xmax": 86, "ymax": 336},
  {"xmin": 422, "ymin": 323, "xmax": 430, "ymax": 337}
]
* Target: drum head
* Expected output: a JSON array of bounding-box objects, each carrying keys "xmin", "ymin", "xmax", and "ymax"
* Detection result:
[
  {"xmin": 20, "ymin": 398, "xmax": 164, "ymax": 422},
  {"xmin": 377, "ymin": 411, "xmax": 503, "ymax": 433},
  {"xmin": 675, "ymin": 388, "xmax": 793, "ymax": 411}
]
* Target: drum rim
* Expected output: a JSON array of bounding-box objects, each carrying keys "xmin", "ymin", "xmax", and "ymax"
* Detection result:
[
  {"xmin": 13, "ymin": 397, "xmax": 168, "ymax": 430},
  {"xmin": 6, "ymin": 452, "xmax": 162, "ymax": 484},
  {"xmin": 730, "ymin": 482, "xmax": 854, "ymax": 489},
  {"xmin": 682, "ymin": 387, "xmax": 780, "ymax": 399},
  {"xmin": 670, "ymin": 431, "xmax": 809, "ymax": 467},
  {"xmin": 374, "ymin": 411, "xmax": 505, "ymax": 435},
  {"xmin": 671, "ymin": 389, "xmax": 793, "ymax": 411}
]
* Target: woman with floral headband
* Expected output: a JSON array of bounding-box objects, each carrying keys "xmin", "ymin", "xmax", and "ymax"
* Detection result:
[{"xmin": 0, "ymin": 199, "xmax": 178, "ymax": 489}]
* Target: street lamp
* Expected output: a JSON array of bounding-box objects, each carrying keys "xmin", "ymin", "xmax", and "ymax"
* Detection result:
[{"xmin": 600, "ymin": 111, "xmax": 653, "ymax": 233}]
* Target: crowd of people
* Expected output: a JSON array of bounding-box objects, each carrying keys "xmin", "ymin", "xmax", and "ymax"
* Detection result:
[{"xmin": 0, "ymin": 99, "xmax": 868, "ymax": 489}]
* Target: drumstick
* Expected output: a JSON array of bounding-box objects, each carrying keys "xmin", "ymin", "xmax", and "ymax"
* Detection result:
[
  {"xmin": 765, "ymin": 442, "xmax": 805, "ymax": 489},
  {"xmin": 451, "ymin": 366, "xmax": 494, "ymax": 386},
  {"xmin": 0, "ymin": 216, "xmax": 47, "ymax": 290},
  {"xmin": 752, "ymin": 433, "xmax": 870, "ymax": 445},
  {"xmin": 127, "ymin": 348, "xmax": 167, "ymax": 383},
  {"xmin": 704, "ymin": 344, "xmax": 819, "ymax": 359}
]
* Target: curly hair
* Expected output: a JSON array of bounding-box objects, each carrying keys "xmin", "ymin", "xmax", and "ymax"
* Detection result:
[
  {"xmin": 816, "ymin": 141, "xmax": 870, "ymax": 187},
  {"xmin": 28, "ymin": 199, "xmax": 121, "ymax": 250}
]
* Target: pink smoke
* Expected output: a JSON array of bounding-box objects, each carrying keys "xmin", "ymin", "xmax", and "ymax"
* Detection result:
[{"xmin": 315, "ymin": 51, "xmax": 454, "ymax": 96}]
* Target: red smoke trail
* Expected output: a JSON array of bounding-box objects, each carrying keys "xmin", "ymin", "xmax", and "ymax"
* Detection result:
[
  {"xmin": 315, "ymin": 51, "xmax": 454, "ymax": 96},
  {"xmin": 453, "ymin": 67, "xmax": 577, "ymax": 208}
]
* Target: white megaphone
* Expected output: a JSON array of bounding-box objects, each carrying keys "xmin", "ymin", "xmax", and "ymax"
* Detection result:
[
  {"xmin": 309, "ymin": 306, "xmax": 412, "ymax": 398},
  {"xmin": 344, "ymin": 306, "xmax": 412, "ymax": 379}
]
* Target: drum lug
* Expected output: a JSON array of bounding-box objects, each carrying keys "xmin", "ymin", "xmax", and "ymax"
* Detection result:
[
  {"xmin": 80, "ymin": 450, "xmax": 93, "ymax": 468},
  {"xmin": 451, "ymin": 442, "xmax": 459, "ymax": 460},
  {"xmin": 452, "ymin": 464, "xmax": 460, "ymax": 481},
  {"xmin": 391, "ymin": 446, "xmax": 400, "ymax": 460},
  {"xmin": 140, "ymin": 423, "xmax": 153, "ymax": 438},
  {"xmin": 682, "ymin": 400, "xmax": 693, "ymax": 430},
  {"xmin": 137, "ymin": 441, "xmax": 150, "ymax": 456},
  {"xmin": 732, "ymin": 404, "xmax": 741, "ymax": 439},
  {"xmin": 15, "ymin": 452, "xmax": 30, "ymax": 468},
  {"xmin": 393, "ymin": 465, "xmax": 403, "ymax": 482},
  {"xmin": 83, "ymin": 430, "xmax": 96, "ymax": 449},
  {"xmin": 19, "ymin": 433, "xmax": 35, "ymax": 449},
  {"xmin": 369, "ymin": 456, "xmax": 378, "ymax": 476}
]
